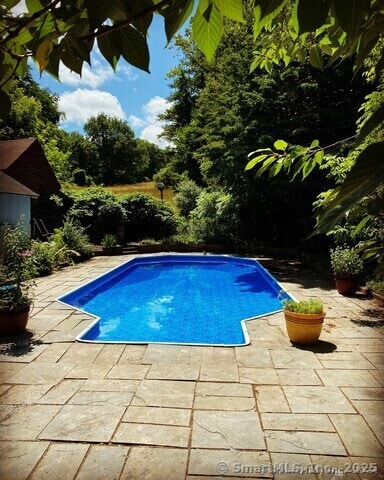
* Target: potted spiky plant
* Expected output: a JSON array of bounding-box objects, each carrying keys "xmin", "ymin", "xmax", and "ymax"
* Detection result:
[
  {"xmin": 283, "ymin": 298, "xmax": 325, "ymax": 345},
  {"xmin": 330, "ymin": 246, "xmax": 364, "ymax": 296},
  {"xmin": 0, "ymin": 218, "xmax": 36, "ymax": 336}
]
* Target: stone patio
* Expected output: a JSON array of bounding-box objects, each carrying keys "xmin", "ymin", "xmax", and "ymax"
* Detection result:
[{"xmin": 0, "ymin": 254, "xmax": 383, "ymax": 479}]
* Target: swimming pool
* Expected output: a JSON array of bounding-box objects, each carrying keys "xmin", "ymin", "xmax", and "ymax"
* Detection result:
[{"xmin": 57, "ymin": 254, "xmax": 291, "ymax": 345}]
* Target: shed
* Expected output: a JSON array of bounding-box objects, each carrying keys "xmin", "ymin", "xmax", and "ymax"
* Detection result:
[{"xmin": 0, "ymin": 138, "xmax": 62, "ymax": 236}]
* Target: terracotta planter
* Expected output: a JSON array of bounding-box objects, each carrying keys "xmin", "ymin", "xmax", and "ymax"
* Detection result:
[
  {"xmin": 284, "ymin": 310, "xmax": 325, "ymax": 345},
  {"xmin": 335, "ymin": 276, "xmax": 359, "ymax": 296},
  {"xmin": 0, "ymin": 303, "xmax": 31, "ymax": 337}
]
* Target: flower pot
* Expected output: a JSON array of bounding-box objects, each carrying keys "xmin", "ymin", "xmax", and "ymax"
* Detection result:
[
  {"xmin": 284, "ymin": 310, "xmax": 325, "ymax": 345},
  {"xmin": 335, "ymin": 276, "xmax": 359, "ymax": 296},
  {"xmin": 0, "ymin": 303, "xmax": 31, "ymax": 337}
]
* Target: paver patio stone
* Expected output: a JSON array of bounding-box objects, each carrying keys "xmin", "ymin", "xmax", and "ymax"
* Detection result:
[
  {"xmin": 192, "ymin": 411, "xmax": 265, "ymax": 450},
  {"xmin": 260, "ymin": 413, "xmax": 334, "ymax": 432},
  {"xmin": 194, "ymin": 395, "xmax": 255, "ymax": 410},
  {"xmin": 0, "ymin": 384, "xmax": 52, "ymax": 404},
  {"xmin": 329, "ymin": 414, "xmax": 384, "ymax": 457},
  {"xmin": 0, "ymin": 342, "xmax": 48, "ymax": 363},
  {"xmin": 76, "ymin": 445, "xmax": 129, "ymax": 480},
  {"xmin": 199, "ymin": 364, "xmax": 239, "ymax": 382},
  {"xmin": 341, "ymin": 387, "xmax": 384, "ymax": 400},
  {"xmin": 146, "ymin": 364, "xmax": 200, "ymax": 380},
  {"xmin": 106, "ymin": 364, "xmax": 150, "ymax": 379},
  {"xmin": 0, "ymin": 441, "xmax": 49, "ymax": 480},
  {"xmin": 39, "ymin": 404, "xmax": 125, "ymax": 442},
  {"xmin": 269, "ymin": 452, "xmax": 317, "ymax": 480},
  {"xmin": 188, "ymin": 449, "xmax": 271, "ymax": 477},
  {"xmin": 92, "ymin": 344, "xmax": 125, "ymax": 364},
  {"xmin": 118, "ymin": 345, "xmax": 147, "ymax": 364},
  {"xmin": 265, "ymin": 430, "xmax": 347, "ymax": 456},
  {"xmin": 235, "ymin": 347, "xmax": 273, "ymax": 367},
  {"xmin": 121, "ymin": 446, "xmax": 188, "ymax": 480},
  {"xmin": 5, "ymin": 362, "xmax": 76, "ymax": 385},
  {"xmin": 283, "ymin": 386, "xmax": 355, "ymax": 413},
  {"xmin": 316, "ymin": 369, "xmax": 381, "ymax": 387},
  {"xmin": 113, "ymin": 422, "xmax": 190, "ymax": 447},
  {"xmin": 142, "ymin": 345, "xmax": 191, "ymax": 364},
  {"xmin": 33, "ymin": 343, "xmax": 71, "ymax": 363},
  {"xmin": 37, "ymin": 379, "xmax": 84, "ymax": 404},
  {"xmin": 80, "ymin": 379, "xmax": 140, "ymax": 392},
  {"xmin": 122, "ymin": 406, "xmax": 191, "ymax": 425},
  {"xmin": 0, "ymin": 362, "xmax": 24, "ymax": 382},
  {"xmin": 0, "ymin": 404, "xmax": 61, "ymax": 440},
  {"xmin": 58, "ymin": 343, "xmax": 104, "ymax": 363},
  {"xmin": 350, "ymin": 456, "xmax": 384, "ymax": 480},
  {"xmin": 361, "ymin": 414, "xmax": 384, "ymax": 445},
  {"xmin": 68, "ymin": 390, "xmax": 134, "ymax": 407},
  {"xmin": 309, "ymin": 455, "xmax": 361, "ymax": 480},
  {"xmin": 195, "ymin": 382, "xmax": 253, "ymax": 397},
  {"xmin": 131, "ymin": 379, "xmax": 195, "ymax": 408},
  {"xmin": 254, "ymin": 385, "xmax": 290, "ymax": 412},
  {"xmin": 362, "ymin": 352, "xmax": 384, "ymax": 368},
  {"xmin": 239, "ymin": 367, "xmax": 279, "ymax": 384},
  {"xmin": 350, "ymin": 399, "xmax": 384, "ymax": 416},
  {"xmin": 65, "ymin": 363, "xmax": 112, "ymax": 379},
  {"xmin": 270, "ymin": 350, "xmax": 323, "ymax": 369},
  {"xmin": 276, "ymin": 369, "xmax": 322, "ymax": 385},
  {"xmin": 29, "ymin": 443, "xmax": 89, "ymax": 480}
]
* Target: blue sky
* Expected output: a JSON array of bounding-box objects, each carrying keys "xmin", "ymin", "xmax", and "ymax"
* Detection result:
[{"xmin": 32, "ymin": 15, "xmax": 182, "ymax": 147}]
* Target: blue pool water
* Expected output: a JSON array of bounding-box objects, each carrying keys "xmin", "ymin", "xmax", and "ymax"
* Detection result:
[{"xmin": 58, "ymin": 254, "xmax": 291, "ymax": 345}]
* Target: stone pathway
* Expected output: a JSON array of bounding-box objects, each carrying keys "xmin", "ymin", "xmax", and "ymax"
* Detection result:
[{"xmin": 0, "ymin": 254, "xmax": 383, "ymax": 479}]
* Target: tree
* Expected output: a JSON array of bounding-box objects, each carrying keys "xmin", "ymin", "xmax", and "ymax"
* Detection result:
[
  {"xmin": 1, "ymin": 0, "xmax": 383, "ymax": 237},
  {"xmin": 83, "ymin": 113, "xmax": 141, "ymax": 185}
]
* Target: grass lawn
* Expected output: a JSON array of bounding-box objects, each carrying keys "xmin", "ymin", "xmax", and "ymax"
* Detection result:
[{"xmin": 72, "ymin": 182, "xmax": 174, "ymax": 203}]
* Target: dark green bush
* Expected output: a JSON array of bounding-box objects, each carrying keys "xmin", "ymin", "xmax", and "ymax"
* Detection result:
[
  {"xmin": 174, "ymin": 179, "xmax": 202, "ymax": 217},
  {"xmin": 31, "ymin": 240, "xmax": 55, "ymax": 276},
  {"xmin": 67, "ymin": 188, "xmax": 124, "ymax": 242},
  {"xmin": 120, "ymin": 193, "xmax": 179, "ymax": 242}
]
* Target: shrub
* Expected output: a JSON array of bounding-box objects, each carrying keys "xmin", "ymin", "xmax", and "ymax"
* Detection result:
[
  {"xmin": 367, "ymin": 279, "xmax": 384, "ymax": 296},
  {"xmin": 120, "ymin": 193, "xmax": 179, "ymax": 242},
  {"xmin": 174, "ymin": 179, "xmax": 202, "ymax": 217},
  {"xmin": 31, "ymin": 240, "xmax": 55, "ymax": 276},
  {"xmin": 101, "ymin": 234, "xmax": 118, "ymax": 248},
  {"xmin": 50, "ymin": 217, "xmax": 92, "ymax": 264},
  {"xmin": 67, "ymin": 187, "xmax": 124, "ymax": 242},
  {"xmin": 189, "ymin": 190, "xmax": 239, "ymax": 244},
  {"xmin": 283, "ymin": 298, "xmax": 324, "ymax": 314},
  {"xmin": 330, "ymin": 246, "xmax": 364, "ymax": 277}
]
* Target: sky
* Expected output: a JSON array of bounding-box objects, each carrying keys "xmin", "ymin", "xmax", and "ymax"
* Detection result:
[{"xmin": 31, "ymin": 15, "xmax": 183, "ymax": 148}]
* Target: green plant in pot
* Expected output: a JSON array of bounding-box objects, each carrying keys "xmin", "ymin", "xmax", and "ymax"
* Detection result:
[
  {"xmin": 0, "ymin": 218, "xmax": 36, "ymax": 336},
  {"xmin": 283, "ymin": 298, "xmax": 325, "ymax": 345},
  {"xmin": 101, "ymin": 234, "xmax": 122, "ymax": 255},
  {"xmin": 330, "ymin": 246, "xmax": 364, "ymax": 296}
]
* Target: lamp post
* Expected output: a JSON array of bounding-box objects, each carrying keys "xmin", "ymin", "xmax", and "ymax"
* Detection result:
[{"xmin": 157, "ymin": 182, "xmax": 165, "ymax": 202}]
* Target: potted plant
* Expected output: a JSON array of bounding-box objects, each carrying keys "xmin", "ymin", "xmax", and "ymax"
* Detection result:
[
  {"xmin": 101, "ymin": 234, "xmax": 122, "ymax": 255},
  {"xmin": 283, "ymin": 298, "xmax": 325, "ymax": 345},
  {"xmin": 330, "ymin": 246, "xmax": 364, "ymax": 296},
  {"xmin": 0, "ymin": 218, "xmax": 36, "ymax": 336}
]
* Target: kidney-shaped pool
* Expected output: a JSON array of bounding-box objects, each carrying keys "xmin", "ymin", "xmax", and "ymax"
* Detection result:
[{"xmin": 57, "ymin": 254, "xmax": 291, "ymax": 345}]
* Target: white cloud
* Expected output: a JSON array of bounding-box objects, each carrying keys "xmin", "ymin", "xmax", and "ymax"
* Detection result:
[
  {"xmin": 129, "ymin": 115, "xmax": 146, "ymax": 128},
  {"xmin": 59, "ymin": 62, "xmax": 115, "ymax": 89},
  {"xmin": 133, "ymin": 96, "xmax": 173, "ymax": 148},
  {"xmin": 117, "ymin": 63, "xmax": 139, "ymax": 81},
  {"xmin": 59, "ymin": 89, "xmax": 125, "ymax": 125}
]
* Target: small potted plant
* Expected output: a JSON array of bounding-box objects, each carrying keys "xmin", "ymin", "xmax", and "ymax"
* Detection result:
[
  {"xmin": 330, "ymin": 246, "xmax": 364, "ymax": 296},
  {"xmin": 283, "ymin": 298, "xmax": 325, "ymax": 345},
  {"xmin": 0, "ymin": 218, "xmax": 36, "ymax": 336},
  {"xmin": 101, "ymin": 234, "xmax": 122, "ymax": 255}
]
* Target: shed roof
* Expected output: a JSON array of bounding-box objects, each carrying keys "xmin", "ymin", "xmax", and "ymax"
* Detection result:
[
  {"xmin": 0, "ymin": 171, "xmax": 39, "ymax": 197},
  {"xmin": 0, "ymin": 138, "xmax": 36, "ymax": 170}
]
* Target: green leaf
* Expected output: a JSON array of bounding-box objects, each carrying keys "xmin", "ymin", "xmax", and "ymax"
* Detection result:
[
  {"xmin": 214, "ymin": 0, "xmax": 244, "ymax": 22},
  {"xmin": 117, "ymin": 26, "xmax": 150, "ymax": 73},
  {"xmin": 85, "ymin": 0, "xmax": 111, "ymax": 30},
  {"xmin": 314, "ymin": 149, "xmax": 324, "ymax": 164},
  {"xmin": 353, "ymin": 214, "xmax": 372, "ymax": 235},
  {"xmin": 163, "ymin": 0, "xmax": 194, "ymax": 41},
  {"xmin": 333, "ymin": 0, "xmax": 369, "ymax": 36},
  {"xmin": 58, "ymin": 37, "xmax": 84, "ymax": 74},
  {"xmin": 26, "ymin": 0, "xmax": 42, "ymax": 14},
  {"xmin": 245, "ymin": 154, "xmax": 269, "ymax": 171},
  {"xmin": 192, "ymin": 2, "xmax": 223, "ymax": 62},
  {"xmin": 314, "ymin": 142, "xmax": 384, "ymax": 235},
  {"xmin": 357, "ymin": 104, "xmax": 384, "ymax": 145},
  {"xmin": 256, "ymin": 155, "xmax": 278, "ymax": 176},
  {"xmin": 98, "ymin": 32, "xmax": 120, "ymax": 70},
  {"xmin": 297, "ymin": 0, "xmax": 331, "ymax": 35},
  {"xmin": 310, "ymin": 139, "xmax": 320, "ymax": 148},
  {"xmin": 253, "ymin": 0, "xmax": 288, "ymax": 38},
  {"xmin": 36, "ymin": 39, "xmax": 53, "ymax": 73},
  {"xmin": 0, "ymin": 89, "xmax": 11, "ymax": 121},
  {"xmin": 309, "ymin": 45, "xmax": 324, "ymax": 69},
  {"xmin": 45, "ymin": 48, "xmax": 60, "ymax": 79},
  {"xmin": 274, "ymin": 139, "xmax": 288, "ymax": 151}
]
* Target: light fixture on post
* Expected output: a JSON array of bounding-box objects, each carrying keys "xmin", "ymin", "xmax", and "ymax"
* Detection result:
[{"xmin": 157, "ymin": 182, "xmax": 165, "ymax": 201}]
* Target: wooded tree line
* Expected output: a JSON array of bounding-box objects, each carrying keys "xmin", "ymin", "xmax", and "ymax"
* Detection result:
[{"xmin": 0, "ymin": 68, "xmax": 167, "ymax": 186}]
